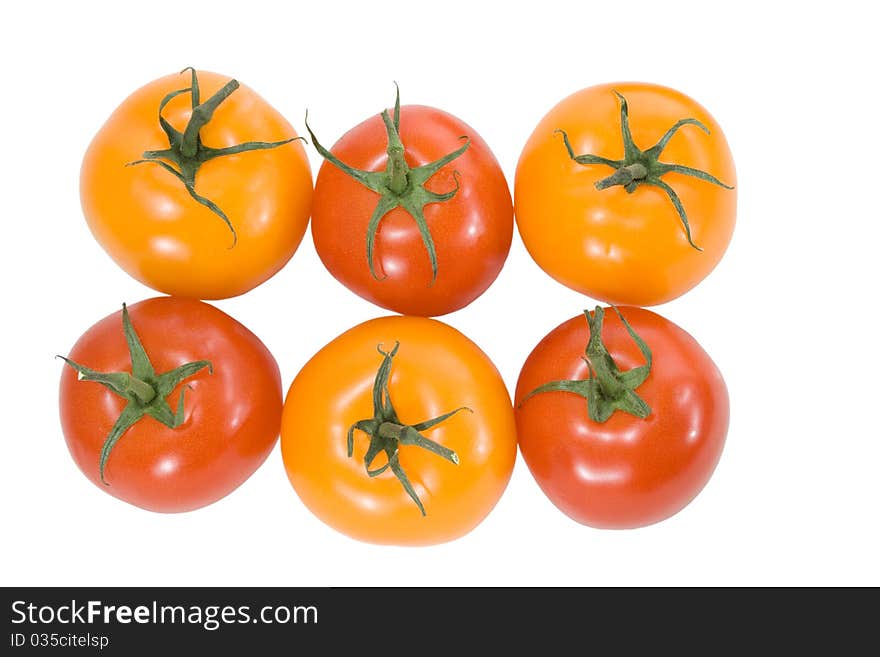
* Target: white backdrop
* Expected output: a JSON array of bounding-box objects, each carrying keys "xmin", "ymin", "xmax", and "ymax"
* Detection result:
[{"xmin": 1, "ymin": 0, "xmax": 877, "ymax": 586}]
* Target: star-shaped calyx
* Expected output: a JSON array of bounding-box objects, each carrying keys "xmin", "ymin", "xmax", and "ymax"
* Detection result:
[
  {"xmin": 347, "ymin": 342, "xmax": 472, "ymax": 515},
  {"xmin": 557, "ymin": 91, "xmax": 733, "ymax": 250},
  {"xmin": 306, "ymin": 85, "xmax": 470, "ymax": 284},
  {"xmin": 128, "ymin": 67, "xmax": 302, "ymax": 246},
  {"xmin": 58, "ymin": 304, "xmax": 212, "ymax": 483},
  {"xmin": 520, "ymin": 306, "xmax": 653, "ymax": 423}
]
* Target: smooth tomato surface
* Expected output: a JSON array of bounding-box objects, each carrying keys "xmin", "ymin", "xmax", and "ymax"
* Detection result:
[
  {"xmin": 515, "ymin": 82, "xmax": 736, "ymax": 305},
  {"xmin": 81, "ymin": 70, "xmax": 312, "ymax": 299},
  {"xmin": 515, "ymin": 307, "xmax": 729, "ymax": 528},
  {"xmin": 281, "ymin": 316, "xmax": 517, "ymax": 545},
  {"xmin": 311, "ymin": 105, "xmax": 513, "ymax": 316},
  {"xmin": 59, "ymin": 297, "xmax": 282, "ymax": 512}
]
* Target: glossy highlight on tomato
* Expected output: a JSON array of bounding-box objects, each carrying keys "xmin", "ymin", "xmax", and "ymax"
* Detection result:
[
  {"xmin": 515, "ymin": 307, "xmax": 729, "ymax": 528},
  {"xmin": 515, "ymin": 82, "xmax": 736, "ymax": 306},
  {"xmin": 80, "ymin": 68, "xmax": 313, "ymax": 299},
  {"xmin": 58, "ymin": 297, "xmax": 283, "ymax": 512},
  {"xmin": 281, "ymin": 316, "xmax": 517, "ymax": 545}
]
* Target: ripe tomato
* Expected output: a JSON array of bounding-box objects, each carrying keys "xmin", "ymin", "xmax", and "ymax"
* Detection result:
[
  {"xmin": 515, "ymin": 82, "xmax": 736, "ymax": 306},
  {"xmin": 80, "ymin": 68, "xmax": 313, "ymax": 299},
  {"xmin": 281, "ymin": 316, "xmax": 516, "ymax": 545},
  {"xmin": 307, "ymin": 88, "xmax": 513, "ymax": 316},
  {"xmin": 515, "ymin": 306, "xmax": 728, "ymax": 528},
  {"xmin": 58, "ymin": 297, "xmax": 282, "ymax": 512}
]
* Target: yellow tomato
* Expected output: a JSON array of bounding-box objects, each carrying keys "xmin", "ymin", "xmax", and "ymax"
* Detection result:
[
  {"xmin": 281, "ymin": 316, "xmax": 516, "ymax": 546},
  {"xmin": 515, "ymin": 82, "xmax": 736, "ymax": 306},
  {"xmin": 80, "ymin": 68, "xmax": 312, "ymax": 299}
]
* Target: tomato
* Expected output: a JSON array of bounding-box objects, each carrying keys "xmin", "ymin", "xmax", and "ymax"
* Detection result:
[
  {"xmin": 307, "ymin": 88, "xmax": 513, "ymax": 316},
  {"xmin": 515, "ymin": 306, "xmax": 728, "ymax": 529},
  {"xmin": 515, "ymin": 82, "xmax": 736, "ymax": 306},
  {"xmin": 58, "ymin": 297, "xmax": 282, "ymax": 512},
  {"xmin": 281, "ymin": 316, "xmax": 516, "ymax": 545},
  {"xmin": 80, "ymin": 68, "xmax": 313, "ymax": 299}
]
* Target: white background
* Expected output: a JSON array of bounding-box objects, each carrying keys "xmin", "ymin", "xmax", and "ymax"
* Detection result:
[{"xmin": 1, "ymin": 0, "xmax": 877, "ymax": 586}]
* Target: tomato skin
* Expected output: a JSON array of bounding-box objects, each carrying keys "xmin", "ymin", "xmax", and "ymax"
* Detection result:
[
  {"xmin": 59, "ymin": 297, "xmax": 282, "ymax": 512},
  {"xmin": 311, "ymin": 105, "xmax": 513, "ymax": 316},
  {"xmin": 515, "ymin": 307, "xmax": 728, "ymax": 528},
  {"xmin": 80, "ymin": 70, "xmax": 313, "ymax": 299},
  {"xmin": 281, "ymin": 316, "xmax": 517, "ymax": 545},
  {"xmin": 515, "ymin": 82, "xmax": 736, "ymax": 306}
]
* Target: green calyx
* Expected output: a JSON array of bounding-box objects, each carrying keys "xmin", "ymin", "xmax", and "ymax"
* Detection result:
[
  {"xmin": 520, "ymin": 306, "xmax": 652, "ymax": 423},
  {"xmin": 305, "ymin": 84, "xmax": 471, "ymax": 284},
  {"xmin": 128, "ymin": 67, "xmax": 302, "ymax": 246},
  {"xmin": 347, "ymin": 342, "xmax": 471, "ymax": 516},
  {"xmin": 557, "ymin": 90, "xmax": 734, "ymax": 251},
  {"xmin": 58, "ymin": 304, "xmax": 212, "ymax": 484}
]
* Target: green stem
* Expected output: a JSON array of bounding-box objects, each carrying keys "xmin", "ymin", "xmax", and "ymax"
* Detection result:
[
  {"xmin": 59, "ymin": 303, "xmax": 212, "ymax": 484},
  {"xmin": 520, "ymin": 306, "xmax": 653, "ymax": 423},
  {"xmin": 558, "ymin": 90, "xmax": 733, "ymax": 250},
  {"xmin": 127, "ymin": 68, "xmax": 298, "ymax": 244},
  {"xmin": 126, "ymin": 376, "xmax": 156, "ymax": 405},
  {"xmin": 595, "ymin": 162, "xmax": 647, "ymax": 190},
  {"xmin": 180, "ymin": 79, "xmax": 239, "ymax": 158},
  {"xmin": 305, "ymin": 85, "xmax": 470, "ymax": 284},
  {"xmin": 377, "ymin": 421, "xmax": 403, "ymax": 440},
  {"xmin": 347, "ymin": 342, "xmax": 469, "ymax": 516},
  {"xmin": 382, "ymin": 110, "xmax": 410, "ymax": 195}
]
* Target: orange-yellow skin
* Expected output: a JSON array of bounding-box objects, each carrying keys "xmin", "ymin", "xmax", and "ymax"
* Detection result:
[
  {"xmin": 515, "ymin": 82, "xmax": 736, "ymax": 306},
  {"xmin": 281, "ymin": 316, "xmax": 517, "ymax": 546},
  {"xmin": 80, "ymin": 70, "xmax": 313, "ymax": 299}
]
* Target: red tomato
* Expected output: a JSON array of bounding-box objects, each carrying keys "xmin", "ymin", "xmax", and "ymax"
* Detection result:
[
  {"xmin": 308, "ymin": 90, "xmax": 513, "ymax": 316},
  {"xmin": 58, "ymin": 297, "xmax": 282, "ymax": 513},
  {"xmin": 515, "ymin": 306, "xmax": 728, "ymax": 528}
]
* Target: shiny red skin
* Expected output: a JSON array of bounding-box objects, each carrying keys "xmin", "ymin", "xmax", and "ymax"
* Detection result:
[
  {"xmin": 311, "ymin": 104, "xmax": 513, "ymax": 317},
  {"xmin": 59, "ymin": 297, "xmax": 282, "ymax": 513},
  {"xmin": 514, "ymin": 307, "xmax": 729, "ymax": 529}
]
